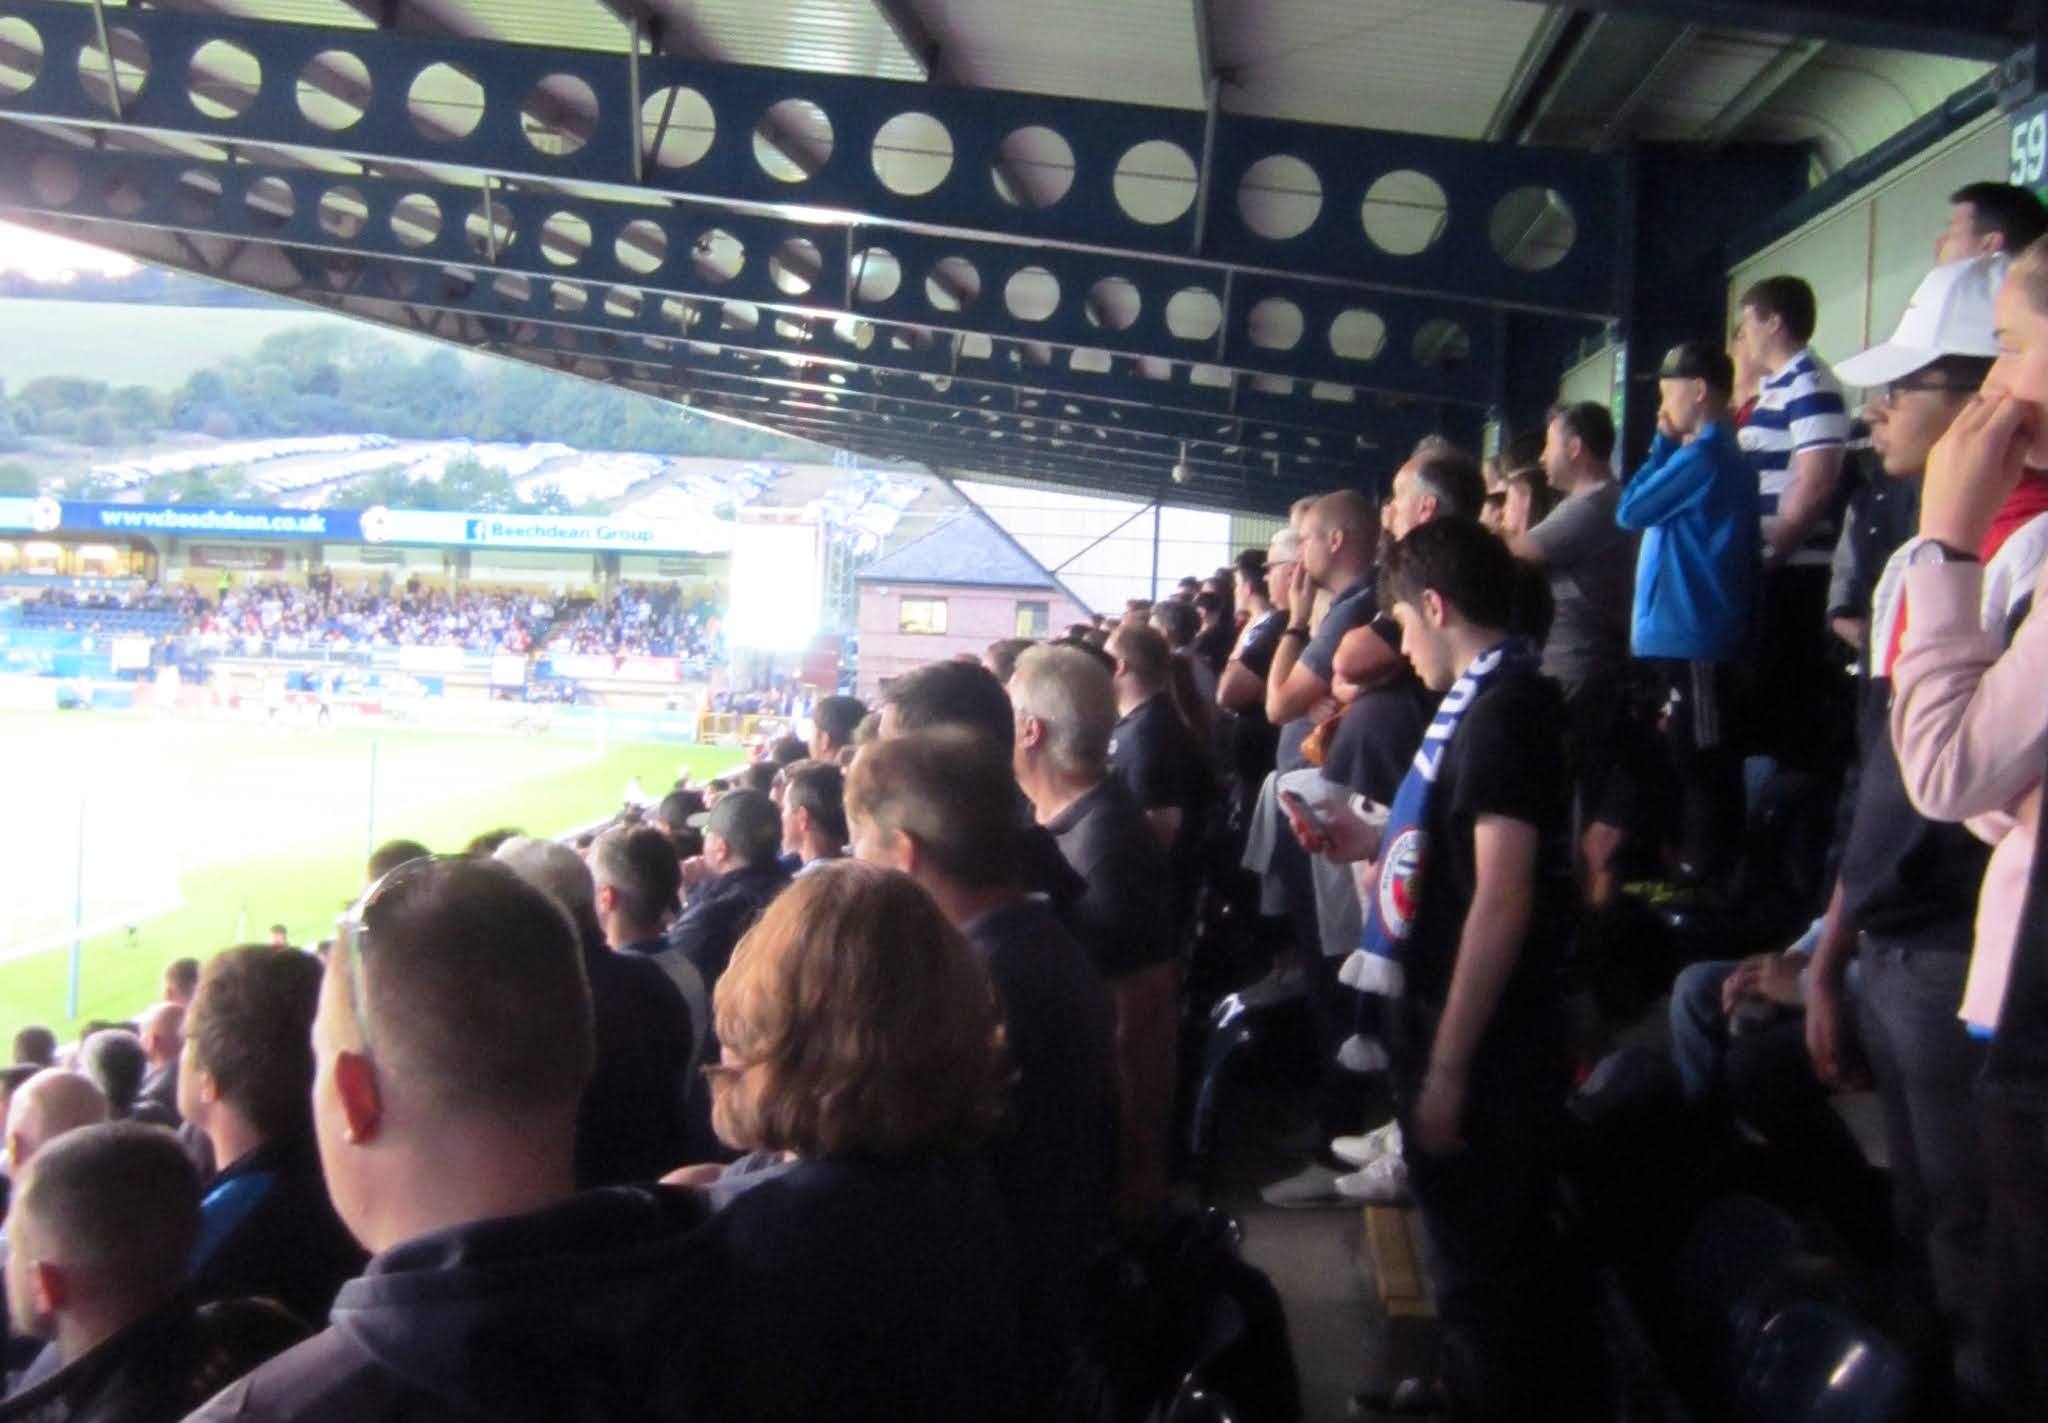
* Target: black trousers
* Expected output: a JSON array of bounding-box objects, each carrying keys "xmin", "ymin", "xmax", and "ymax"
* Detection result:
[
  {"xmin": 1272, "ymin": 828, "xmax": 1367, "ymax": 1151},
  {"xmin": 1655, "ymin": 658, "xmax": 1746, "ymax": 879},
  {"xmin": 1980, "ymin": 1082, "xmax": 2048, "ymax": 1421}
]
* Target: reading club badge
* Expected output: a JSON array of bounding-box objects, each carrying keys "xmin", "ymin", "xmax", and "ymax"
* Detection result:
[{"xmin": 1378, "ymin": 826, "xmax": 1426, "ymax": 941}]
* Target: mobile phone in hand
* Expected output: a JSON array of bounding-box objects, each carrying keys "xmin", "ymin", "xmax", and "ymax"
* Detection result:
[{"xmin": 1279, "ymin": 789, "xmax": 1329, "ymax": 836}]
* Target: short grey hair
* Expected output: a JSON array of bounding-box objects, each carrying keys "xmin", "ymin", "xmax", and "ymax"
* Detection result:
[{"xmin": 1010, "ymin": 645, "xmax": 1115, "ymax": 777}]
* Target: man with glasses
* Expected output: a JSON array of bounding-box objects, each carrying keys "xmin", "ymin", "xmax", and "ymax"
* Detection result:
[{"xmin": 189, "ymin": 857, "xmax": 717, "ymax": 1421}]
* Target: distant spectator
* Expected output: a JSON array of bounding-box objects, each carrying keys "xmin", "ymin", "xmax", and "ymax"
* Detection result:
[
  {"xmin": 1191, "ymin": 589, "xmax": 1235, "ymax": 676},
  {"xmin": 1937, "ymin": 181, "xmax": 2048, "ymax": 264},
  {"xmin": 0, "ymin": 1065, "xmax": 37, "ymax": 1131},
  {"xmin": 1, "ymin": 1122, "xmax": 307, "ymax": 1422},
  {"xmin": 11, "ymin": 1027, "xmax": 55, "ymax": 1070},
  {"xmin": 780, "ymin": 761, "xmax": 847, "ymax": 872},
  {"xmin": 1217, "ymin": 533, "xmax": 1291, "ymax": 815},
  {"xmin": 134, "ymin": 1003, "xmax": 184, "ymax": 1125},
  {"xmin": 667, "ymin": 791, "xmax": 790, "ymax": 996},
  {"xmin": 1121, "ymin": 598, "xmax": 1153, "ymax": 628},
  {"xmin": 189, "ymin": 858, "xmax": 715, "ymax": 1423},
  {"xmin": 1737, "ymin": 274, "xmax": 1850, "ymax": 566},
  {"xmin": 737, "ymin": 763, "xmax": 778, "ymax": 797},
  {"xmin": 364, "ymin": 837, "xmax": 431, "ymax": 885},
  {"xmin": 181, "ymin": 946, "xmax": 365, "ymax": 1324},
  {"xmin": 162, "ymin": 959, "xmax": 200, "ymax": 1009},
  {"xmin": 1500, "ymin": 466, "xmax": 1554, "ymax": 539},
  {"xmin": 1174, "ymin": 575, "xmax": 1200, "ymax": 601},
  {"xmin": 499, "ymin": 836, "xmax": 694, "ymax": 1190},
  {"xmin": 693, "ymin": 864, "xmax": 1021, "ymax": 1419},
  {"xmin": 4, "ymin": 1071, "xmax": 107, "ymax": 1176},
  {"xmin": 1011, "ymin": 645, "xmax": 1175, "ymax": 1220},
  {"xmin": 982, "ymin": 639, "xmax": 1036, "ymax": 687},
  {"xmin": 76, "ymin": 1031, "xmax": 150, "ymax": 1123},
  {"xmin": 768, "ymin": 736, "xmax": 808, "ymax": 769},
  {"xmin": 809, "ymin": 695, "xmax": 867, "ymax": 763},
  {"xmin": 463, "ymin": 827, "xmax": 523, "ymax": 858},
  {"xmin": 265, "ymin": 925, "xmax": 290, "ymax": 949},
  {"xmin": 1618, "ymin": 341, "xmax": 1762, "ymax": 881}
]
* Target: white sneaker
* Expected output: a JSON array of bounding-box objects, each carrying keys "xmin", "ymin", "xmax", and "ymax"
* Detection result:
[
  {"xmin": 1258, "ymin": 1162, "xmax": 1349, "ymax": 1209},
  {"xmin": 1330, "ymin": 1120, "xmax": 1401, "ymax": 1169},
  {"xmin": 1334, "ymin": 1153, "xmax": 1410, "ymax": 1204}
]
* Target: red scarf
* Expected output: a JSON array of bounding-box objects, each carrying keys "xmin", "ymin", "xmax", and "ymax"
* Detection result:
[{"xmin": 1882, "ymin": 470, "xmax": 2048, "ymax": 676}]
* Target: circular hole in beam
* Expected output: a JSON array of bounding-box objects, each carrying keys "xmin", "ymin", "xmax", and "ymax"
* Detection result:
[
  {"xmin": 521, "ymin": 73, "xmax": 598, "ymax": 158},
  {"xmin": 994, "ymin": 126, "xmax": 1075, "ymax": 208},
  {"xmin": 1165, "ymin": 286, "xmax": 1223, "ymax": 342},
  {"xmin": 188, "ymin": 39, "xmax": 260, "ymax": 120},
  {"xmin": 770, "ymin": 236, "xmax": 823, "ymax": 295},
  {"xmin": 1086, "ymin": 276, "xmax": 1141, "ymax": 331},
  {"xmin": 0, "ymin": 18, "xmax": 44, "ymax": 98},
  {"xmin": 30, "ymin": 155, "xmax": 79, "ymax": 207},
  {"xmin": 390, "ymin": 191, "xmax": 442, "ymax": 249},
  {"xmin": 78, "ymin": 26, "xmax": 149, "ymax": 113},
  {"xmin": 464, "ymin": 199, "xmax": 516, "ymax": 258},
  {"xmin": 1489, "ymin": 186, "xmax": 1578, "ymax": 272},
  {"xmin": 692, "ymin": 228, "xmax": 744, "ymax": 284},
  {"xmin": 1113, "ymin": 139, "xmax": 1197, "ymax": 226},
  {"xmin": 1246, "ymin": 296, "xmax": 1305, "ymax": 351},
  {"xmin": 409, "ymin": 61, "xmax": 485, "ymax": 142},
  {"xmin": 318, "ymin": 185, "xmax": 369, "ymax": 239},
  {"xmin": 641, "ymin": 85, "xmax": 715, "ymax": 169},
  {"xmin": 175, "ymin": 168, "xmax": 222, "ymax": 224},
  {"xmin": 297, "ymin": 49, "xmax": 370, "ymax": 131},
  {"xmin": 1238, "ymin": 154, "xmax": 1322, "ymax": 241},
  {"xmin": 1004, "ymin": 265, "xmax": 1060, "ymax": 321},
  {"xmin": 539, "ymin": 210, "xmax": 593, "ymax": 267},
  {"xmin": 873, "ymin": 111, "xmax": 953, "ymax": 196},
  {"xmin": 615, "ymin": 218, "xmax": 667, "ymax": 275},
  {"xmin": 926, "ymin": 256, "xmax": 981, "ymax": 312},
  {"xmin": 754, "ymin": 98, "xmax": 833, "ymax": 183},
  {"xmin": 1412, "ymin": 318, "xmax": 1472, "ymax": 371},
  {"xmin": 1362, "ymin": 170, "xmax": 1448, "ymax": 256},
  {"xmin": 851, "ymin": 247, "xmax": 902, "ymax": 303},
  {"xmin": 1329, "ymin": 308, "xmax": 1387, "ymax": 362},
  {"xmin": 243, "ymin": 175, "xmax": 295, "ymax": 232},
  {"xmin": 105, "ymin": 177, "xmax": 146, "ymax": 218}
]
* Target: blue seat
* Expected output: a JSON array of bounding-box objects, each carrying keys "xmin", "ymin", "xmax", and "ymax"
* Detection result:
[{"xmin": 1737, "ymin": 1301, "xmax": 1910, "ymax": 1423}]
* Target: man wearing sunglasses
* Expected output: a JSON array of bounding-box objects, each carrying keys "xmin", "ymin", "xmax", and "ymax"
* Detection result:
[{"xmin": 188, "ymin": 857, "xmax": 716, "ymax": 1421}]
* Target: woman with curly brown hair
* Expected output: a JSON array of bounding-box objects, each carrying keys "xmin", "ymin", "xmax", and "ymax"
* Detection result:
[{"xmin": 690, "ymin": 861, "xmax": 1023, "ymax": 1422}]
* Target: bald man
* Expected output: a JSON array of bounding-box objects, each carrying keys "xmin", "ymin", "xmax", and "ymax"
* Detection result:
[
  {"xmin": 134, "ymin": 1001, "xmax": 184, "ymax": 1125},
  {"xmin": 1, "ymin": 1122, "xmax": 307, "ymax": 1420},
  {"xmin": 4, "ymin": 1071, "xmax": 108, "ymax": 1177}
]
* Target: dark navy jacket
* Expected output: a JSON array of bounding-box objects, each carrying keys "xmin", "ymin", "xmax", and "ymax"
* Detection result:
[
  {"xmin": 185, "ymin": 1188, "xmax": 717, "ymax": 1423},
  {"xmin": 188, "ymin": 1133, "xmax": 365, "ymax": 1329},
  {"xmin": 664, "ymin": 861, "xmax": 790, "ymax": 991}
]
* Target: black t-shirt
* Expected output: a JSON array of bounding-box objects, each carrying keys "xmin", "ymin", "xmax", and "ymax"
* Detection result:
[
  {"xmin": 1226, "ymin": 610, "xmax": 1285, "ymax": 787},
  {"xmin": 1321, "ymin": 669, "xmax": 1436, "ymax": 809},
  {"xmin": 1193, "ymin": 621, "xmax": 1235, "ymax": 676},
  {"xmin": 1397, "ymin": 669, "xmax": 1573, "ymax": 1050},
  {"xmin": 1045, "ymin": 777, "xmax": 1174, "ymax": 980},
  {"xmin": 1110, "ymin": 692, "xmax": 1213, "ymax": 917}
]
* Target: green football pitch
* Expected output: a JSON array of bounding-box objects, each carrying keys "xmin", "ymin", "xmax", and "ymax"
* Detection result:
[{"xmin": 0, "ymin": 709, "xmax": 742, "ymax": 1036}]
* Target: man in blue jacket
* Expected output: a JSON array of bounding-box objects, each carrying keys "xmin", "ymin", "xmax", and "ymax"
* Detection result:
[{"xmin": 1617, "ymin": 340, "xmax": 1761, "ymax": 882}]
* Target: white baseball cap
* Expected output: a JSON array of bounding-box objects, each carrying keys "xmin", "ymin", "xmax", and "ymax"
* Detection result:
[{"xmin": 1835, "ymin": 254, "xmax": 2005, "ymax": 388}]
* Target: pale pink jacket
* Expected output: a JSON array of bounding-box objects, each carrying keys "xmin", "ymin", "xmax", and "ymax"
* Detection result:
[{"xmin": 1890, "ymin": 555, "xmax": 2048, "ymax": 1030}]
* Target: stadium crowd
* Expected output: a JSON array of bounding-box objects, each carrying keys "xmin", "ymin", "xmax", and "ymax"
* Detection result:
[
  {"xmin": 7, "ymin": 182, "xmax": 2048, "ymax": 1423},
  {"xmin": 31, "ymin": 578, "xmax": 723, "ymax": 664}
]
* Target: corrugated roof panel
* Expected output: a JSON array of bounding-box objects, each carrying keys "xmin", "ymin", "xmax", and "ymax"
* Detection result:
[
  {"xmin": 1213, "ymin": 0, "xmax": 1547, "ymax": 136},
  {"xmin": 425, "ymin": 0, "xmax": 630, "ymax": 52},
  {"xmin": 652, "ymin": 0, "xmax": 925, "ymax": 80},
  {"xmin": 1750, "ymin": 47, "xmax": 1991, "ymax": 169},
  {"xmin": 928, "ymin": 0, "xmax": 1201, "ymax": 108},
  {"xmin": 72, "ymin": 0, "xmax": 374, "ymax": 27}
]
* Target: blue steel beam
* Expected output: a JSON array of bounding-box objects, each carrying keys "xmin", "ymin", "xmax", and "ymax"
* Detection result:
[
  {"xmin": 0, "ymin": 127, "xmax": 1498, "ymax": 406},
  {"xmin": 1497, "ymin": 0, "xmax": 2028, "ymax": 61},
  {"xmin": 0, "ymin": 0, "xmax": 1619, "ymax": 316},
  {"xmin": 0, "ymin": 187, "xmax": 1449, "ymax": 446}
]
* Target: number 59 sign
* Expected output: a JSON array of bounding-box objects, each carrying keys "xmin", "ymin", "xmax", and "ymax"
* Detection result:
[{"xmin": 2011, "ymin": 101, "xmax": 2048, "ymax": 188}]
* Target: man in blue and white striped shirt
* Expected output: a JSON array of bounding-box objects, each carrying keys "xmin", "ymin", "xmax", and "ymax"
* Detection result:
[{"xmin": 1736, "ymin": 275, "xmax": 1851, "ymax": 568}]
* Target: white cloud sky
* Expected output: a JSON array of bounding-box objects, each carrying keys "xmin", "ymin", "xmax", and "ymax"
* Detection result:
[{"xmin": 0, "ymin": 220, "xmax": 139, "ymax": 280}]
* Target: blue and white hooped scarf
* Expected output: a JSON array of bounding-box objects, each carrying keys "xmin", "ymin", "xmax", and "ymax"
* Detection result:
[{"xmin": 1338, "ymin": 637, "xmax": 1538, "ymax": 1074}]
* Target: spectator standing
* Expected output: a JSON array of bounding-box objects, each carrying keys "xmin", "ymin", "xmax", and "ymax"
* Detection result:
[
  {"xmin": 1736, "ymin": 276, "xmax": 1853, "ymax": 772},
  {"xmin": 846, "ymin": 730, "xmax": 1116, "ymax": 1410},
  {"xmin": 162, "ymin": 960, "xmax": 199, "ymax": 1010},
  {"xmin": 1011, "ymin": 645, "xmax": 1176, "ymax": 1220},
  {"xmin": 4, "ymin": 1073, "xmax": 107, "ymax": 1177},
  {"xmin": 778, "ymin": 761, "xmax": 848, "ymax": 872},
  {"xmin": 1887, "ymin": 238, "xmax": 2048, "ymax": 1416},
  {"xmin": 693, "ymin": 865, "xmax": 1022, "ymax": 1422},
  {"xmin": 499, "ymin": 834, "xmax": 694, "ymax": 1190},
  {"xmin": 76, "ymin": 1032, "xmax": 154, "ymax": 1126},
  {"xmin": 1288, "ymin": 519, "xmax": 1604, "ymax": 1420},
  {"xmin": 1617, "ymin": 341, "xmax": 1762, "ymax": 882},
  {"xmin": 179, "ymin": 946, "xmax": 365, "ymax": 1325},
  {"xmin": 1, "ymin": 1124, "xmax": 306, "ymax": 1423},
  {"xmin": 1107, "ymin": 623, "xmax": 1212, "ymax": 930},
  {"xmin": 1511, "ymin": 402, "xmax": 1640, "ymax": 891},
  {"xmin": 1216, "ymin": 538, "xmax": 1291, "ymax": 821},
  {"xmin": 10, "ymin": 1031, "xmax": 55, "ymax": 1071},
  {"xmin": 187, "ymin": 857, "xmax": 717, "ymax": 1423},
  {"xmin": 1934, "ymin": 181, "xmax": 2048, "ymax": 265}
]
